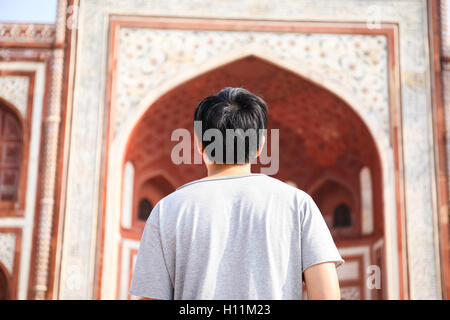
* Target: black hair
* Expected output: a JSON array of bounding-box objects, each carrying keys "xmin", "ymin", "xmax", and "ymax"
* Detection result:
[{"xmin": 193, "ymin": 87, "xmax": 267, "ymax": 164}]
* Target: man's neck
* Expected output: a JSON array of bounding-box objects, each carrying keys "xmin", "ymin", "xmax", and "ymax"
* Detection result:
[{"xmin": 206, "ymin": 163, "xmax": 252, "ymax": 178}]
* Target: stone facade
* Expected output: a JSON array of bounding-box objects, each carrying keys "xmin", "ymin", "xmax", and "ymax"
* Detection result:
[
  {"xmin": 0, "ymin": 0, "xmax": 448, "ymax": 300},
  {"xmin": 61, "ymin": 0, "xmax": 441, "ymax": 300}
]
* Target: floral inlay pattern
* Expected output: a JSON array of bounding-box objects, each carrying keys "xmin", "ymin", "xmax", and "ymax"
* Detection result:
[{"xmin": 115, "ymin": 28, "xmax": 388, "ymax": 140}]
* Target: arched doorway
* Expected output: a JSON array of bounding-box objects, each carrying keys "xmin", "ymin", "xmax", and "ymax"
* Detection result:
[{"xmin": 118, "ymin": 55, "xmax": 384, "ymax": 299}]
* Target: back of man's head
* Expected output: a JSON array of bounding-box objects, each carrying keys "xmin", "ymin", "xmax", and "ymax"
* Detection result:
[{"xmin": 194, "ymin": 87, "xmax": 268, "ymax": 164}]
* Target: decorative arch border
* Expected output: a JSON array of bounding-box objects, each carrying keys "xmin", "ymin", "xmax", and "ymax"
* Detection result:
[{"xmin": 97, "ymin": 16, "xmax": 406, "ymax": 299}]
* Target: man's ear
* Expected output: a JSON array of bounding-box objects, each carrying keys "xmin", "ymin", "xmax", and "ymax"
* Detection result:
[{"xmin": 256, "ymin": 135, "xmax": 266, "ymax": 158}]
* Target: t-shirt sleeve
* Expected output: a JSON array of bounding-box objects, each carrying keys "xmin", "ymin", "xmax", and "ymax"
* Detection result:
[
  {"xmin": 300, "ymin": 193, "xmax": 344, "ymax": 273},
  {"xmin": 129, "ymin": 205, "xmax": 174, "ymax": 300}
]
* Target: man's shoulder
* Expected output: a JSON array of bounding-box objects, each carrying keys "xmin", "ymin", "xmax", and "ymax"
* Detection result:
[
  {"xmin": 156, "ymin": 178, "xmax": 209, "ymax": 207},
  {"xmin": 261, "ymin": 175, "xmax": 309, "ymax": 197},
  {"xmin": 160, "ymin": 174, "xmax": 308, "ymax": 204}
]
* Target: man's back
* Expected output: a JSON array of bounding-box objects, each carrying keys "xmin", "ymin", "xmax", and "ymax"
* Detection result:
[{"xmin": 129, "ymin": 173, "xmax": 343, "ymax": 300}]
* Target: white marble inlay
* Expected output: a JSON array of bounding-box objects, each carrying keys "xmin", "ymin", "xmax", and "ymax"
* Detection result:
[{"xmin": 115, "ymin": 29, "xmax": 389, "ymax": 143}]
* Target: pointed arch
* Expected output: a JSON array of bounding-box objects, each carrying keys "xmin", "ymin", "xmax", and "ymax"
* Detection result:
[{"xmin": 112, "ymin": 49, "xmax": 385, "ymax": 165}]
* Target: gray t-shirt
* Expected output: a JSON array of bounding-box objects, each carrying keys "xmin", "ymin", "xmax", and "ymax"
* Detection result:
[{"xmin": 129, "ymin": 173, "xmax": 343, "ymax": 300}]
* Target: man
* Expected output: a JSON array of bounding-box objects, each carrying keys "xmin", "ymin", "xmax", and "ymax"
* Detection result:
[{"xmin": 129, "ymin": 87, "xmax": 344, "ymax": 300}]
